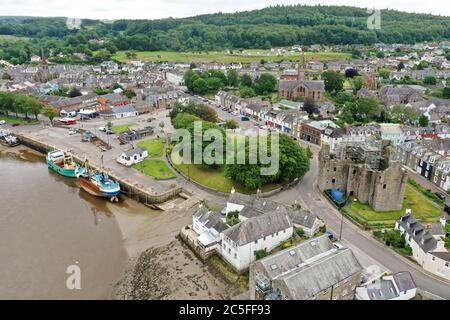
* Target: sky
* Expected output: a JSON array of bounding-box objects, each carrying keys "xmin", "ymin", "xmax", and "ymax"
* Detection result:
[{"xmin": 0, "ymin": 0, "xmax": 449, "ymax": 20}]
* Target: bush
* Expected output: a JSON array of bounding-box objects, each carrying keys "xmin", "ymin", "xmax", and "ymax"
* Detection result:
[
  {"xmin": 255, "ymin": 249, "xmax": 269, "ymax": 260},
  {"xmin": 296, "ymin": 227, "xmax": 305, "ymax": 238},
  {"xmin": 226, "ymin": 210, "xmax": 240, "ymax": 226}
]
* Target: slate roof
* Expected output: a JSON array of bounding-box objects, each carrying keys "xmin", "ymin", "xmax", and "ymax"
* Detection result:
[
  {"xmin": 431, "ymin": 252, "xmax": 450, "ymax": 262},
  {"xmin": 256, "ymin": 235, "xmax": 362, "ymax": 300},
  {"xmin": 222, "ymin": 211, "xmax": 292, "ymax": 246},
  {"xmin": 397, "ymin": 212, "xmax": 437, "ymax": 253},
  {"xmin": 123, "ymin": 147, "xmax": 146, "ymax": 157}
]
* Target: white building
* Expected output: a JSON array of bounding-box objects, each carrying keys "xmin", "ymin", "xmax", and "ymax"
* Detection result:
[
  {"xmin": 220, "ymin": 210, "xmax": 294, "ymax": 273},
  {"xmin": 379, "ymin": 123, "xmax": 406, "ymax": 146},
  {"xmin": 116, "ymin": 147, "xmax": 148, "ymax": 166},
  {"xmin": 396, "ymin": 210, "xmax": 450, "ymax": 281},
  {"xmin": 356, "ymin": 271, "xmax": 417, "ymax": 300}
]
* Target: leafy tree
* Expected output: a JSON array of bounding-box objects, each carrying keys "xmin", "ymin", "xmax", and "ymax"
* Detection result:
[
  {"xmin": 302, "ymin": 97, "xmax": 318, "ymax": 115},
  {"xmin": 254, "ymin": 73, "xmax": 277, "ymax": 95},
  {"xmin": 172, "ymin": 113, "xmax": 201, "ymax": 129},
  {"xmin": 376, "ymin": 51, "xmax": 385, "ymax": 58},
  {"xmin": 68, "ymin": 87, "xmax": 82, "ymax": 98},
  {"xmin": 397, "ymin": 62, "xmax": 405, "ymax": 71},
  {"xmin": 224, "ymin": 119, "xmax": 238, "ymax": 130},
  {"xmin": 322, "ymin": 71, "xmax": 344, "ymax": 94},
  {"xmin": 240, "ymin": 73, "xmax": 253, "ymax": 87},
  {"xmin": 443, "ymin": 87, "xmax": 450, "ymax": 99},
  {"xmin": 41, "ymin": 105, "xmax": 59, "ymax": 124},
  {"xmin": 355, "ymin": 97, "xmax": 381, "ymax": 122},
  {"xmin": 419, "ymin": 115, "xmax": 429, "ymax": 127},
  {"xmin": 351, "ymin": 76, "xmax": 366, "ymax": 94},
  {"xmin": 192, "ymin": 78, "xmax": 208, "ymax": 95},
  {"xmin": 378, "ymin": 68, "xmax": 390, "ymax": 79},
  {"xmin": 345, "ymin": 68, "xmax": 358, "ymax": 78},
  {"xmin": 423, "ymin": 76, "xmax": 437, "ymax": 85},
  {"xmin": 226, "ymin": 70, "xmax": 239, "ymax": 87},
  {"xmin": 238, "ymin": 86, "xmax": 256, "ymax": 98},
  {"xmin": 123, "ymin": 89, "xmax": 136, "ymax": 99},
  {"xmin": 226, "ymin": 134, "xmax": 311, "ymax": 189}
]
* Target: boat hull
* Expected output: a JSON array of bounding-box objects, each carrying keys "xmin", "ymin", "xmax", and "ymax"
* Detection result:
[
  {"xmin": 46, "ymin": 158, "xmax": 78, "ymax": 178},
  {"xmin": 78, "ymin": 176, "xmax": 121, "ymax": 198}
]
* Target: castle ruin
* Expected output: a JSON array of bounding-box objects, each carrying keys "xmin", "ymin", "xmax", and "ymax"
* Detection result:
[{"xmin": 318, "ymin": 140, "xmax": 407, "ymax": 212}]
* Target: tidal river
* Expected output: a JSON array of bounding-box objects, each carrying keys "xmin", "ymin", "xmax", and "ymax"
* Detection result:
[{"xmin": 0, "ymin": 147, "xmax": 130, "ymax": 299}]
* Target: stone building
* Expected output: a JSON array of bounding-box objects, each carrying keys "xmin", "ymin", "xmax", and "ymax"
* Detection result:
[
  {"xmin": 278, "ymin": 53, "xmax": 325, "ymax": 102},
  {"xmin": 318, "ymin": 140, "xmax": 407, "ymax": 212},
  {"xmin": 249, "ymin": 235, "xmax": 362, "ymax": 300}
]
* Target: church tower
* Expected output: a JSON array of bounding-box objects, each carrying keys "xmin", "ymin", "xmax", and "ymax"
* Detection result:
[{"xmin": 297, "ymin": 52, "xmax": 306, "ymax": 81}]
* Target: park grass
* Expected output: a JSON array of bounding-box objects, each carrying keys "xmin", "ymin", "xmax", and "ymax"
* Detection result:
[
  {"xmin": 136, "ymin": 137, "xmax": 166, "ymax": 158},
  {"xmin": 111, "ymin": 123, "xmax": 139, "ymax": 133},
  {"xmin": 346, "ymin": 185, "xmax": 442, "ymax": 222},
  {"xmin": 0, "ymin": 115, "xmax": 38, "ymax": 125},
  {"xmin": 112, "ymin": 50, "xmax": 351, "ymax": 64},
  {"xmin": 171, "ymin": 151, "xmax": 278, "ymax": 194},
  {"xmin": 132, "ymin": 159, "xmax": 176, "ymax": 180}
]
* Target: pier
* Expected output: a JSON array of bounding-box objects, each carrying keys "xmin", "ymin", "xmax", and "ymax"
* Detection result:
[{"xmin": 17, "ymin": 133, "xmax": 194, "ymax": 208}]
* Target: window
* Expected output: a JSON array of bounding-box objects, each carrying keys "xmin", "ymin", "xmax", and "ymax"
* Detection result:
[
  {"xmin": 234, "ymin": 253, "xmax": 237, "ymax": 259},
  {"xmin": 445, "ymin": 262, "xmax": 450, "ymax": 268},
  {"xmin": 333, "ymin": 167, "xmax": 337, "ymax": 172},
  {"xmin": 254, "ymin": 240, "xmax": 258, "ymax": 244},
  {"xmin": 332, "ymin": 178, "xmax": 336, "ymax": 184},
  {"xmin": 383, "ymin": 184, "xmax": 387, "ymax": 189},
  {"xmin": 432, "ymin": 256, "xmax": 436, "ymax": 262}
]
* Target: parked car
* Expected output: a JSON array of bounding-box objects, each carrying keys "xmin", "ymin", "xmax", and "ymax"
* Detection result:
[
  {"xmin": 0, "ymin": 120, "xmax": 6, "ymax": 125},
  {"xmin": 68, "ymin": 128, "xmax": 78, "ymax": 135},
  {"xmin": 105, "ymin": 129, "xmax": 114, "ymax": 135},
  {"xmin": 434, "ymin": 192, "xmax": 446, "ymax": 200},
  {"xmin": 98, "ymin": 126, "xmax": 107, "ymax": 132}
]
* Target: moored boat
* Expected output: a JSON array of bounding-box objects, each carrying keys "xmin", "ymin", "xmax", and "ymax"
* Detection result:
[
  {"xmin": 46, "ymin": 150, "xmax": 84, "ymax": 178},
  {"xmin": 76, "ymin": 164, "xmax": 120, "ymax": 202},
  {"xmin": 0, "ymin": 130, "xmax": 20, "ymax": 147}
]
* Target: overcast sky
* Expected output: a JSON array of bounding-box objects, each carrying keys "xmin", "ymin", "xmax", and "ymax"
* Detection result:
[{"xmin": 0, "ymin": 0, "xmax": 449, "ymax": 20}]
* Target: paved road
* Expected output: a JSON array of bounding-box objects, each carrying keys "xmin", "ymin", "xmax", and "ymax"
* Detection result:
[
  {"xmin": 267, "ymin": 140, "xmax": 450, "ymax": 299},
  {"xmin": 12, "ymin": 104, "xmax": 450, "ymax": 298}
]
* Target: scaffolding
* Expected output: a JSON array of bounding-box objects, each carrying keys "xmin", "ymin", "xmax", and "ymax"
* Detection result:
[{"xmin": 337, "ymin": 141, "xmax": 383, "ymax": 170}]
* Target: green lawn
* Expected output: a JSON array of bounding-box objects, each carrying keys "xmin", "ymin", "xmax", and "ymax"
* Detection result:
[
  {"xmin": 0, "ymin": 115, "xmax": 38, "ymax": 125},
  {"xmin": 136, "ymin": 137, "xmax": 166, "ymax": 158},
  {"xmin": 171, "ymin": 151, "xmax": 278, "ymax": 194},
  {"xmin": 112, "ymin": 50, "xmax": 351, "ymax": 64},
  {"xmin": 132, "ymin": 159, "xmax": 176, "ymax": 180},
  {"xmin": 111, "ymin": 123, "xmax": 138, "ymax": 133},
  {"xmin": 346, "ymin": 185, "xmax": 442, "ymax": 222}
]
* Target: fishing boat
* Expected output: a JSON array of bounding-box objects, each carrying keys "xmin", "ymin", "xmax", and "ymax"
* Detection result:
[
  {"xmin": 0, "ymin": 130, "xmax": 20, "ymax": 147},
  {"xmin": 46, "ymin": 150, "xmax": 85, "ymax": 178},
  {"xmin": 76, "ymin": 163, "xmax": 120, "ymax": 202}
]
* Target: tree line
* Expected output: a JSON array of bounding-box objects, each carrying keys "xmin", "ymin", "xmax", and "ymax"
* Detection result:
[
  {"xmin": 0, "ymin": 92, "xmax": 59, "ymax": 123},
  {"xmin": 1, "ymin": 5, "xmax": 449, "ymax": 64}
]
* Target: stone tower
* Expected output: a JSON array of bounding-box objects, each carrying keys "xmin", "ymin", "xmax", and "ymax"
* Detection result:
[
  {"xmin": 318, "ymin": 141, "xmax": 407, "ymax": 212},
  {"xmin": 297, "ymin": 52, "xmax": 306, "ymax": 81}
]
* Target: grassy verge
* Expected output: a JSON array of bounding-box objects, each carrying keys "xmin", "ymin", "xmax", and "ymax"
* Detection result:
[
  {"xmin": 346, "ymin": 185, "xmax": 442, "ymax": 222},
  {"xmin": 0, "ymin": 115, "xmax": 38, "ymax": 125},
  {"xmin": 170, "ymin": 151, "xmax": 278, "ymax": 194},
  {"xmin": 132, "ymin": 159, "xmax": 176, "ymax": 180},
  {"xmin": 111, "ymin": 123, "xmax": 138, "ymax": 133},
  {"xmin": 136, "ymin": 137, "xmax": 166, "ymax": 158},
  {"xmin": 407, "ymin": 178, "xmax": 445, "ymax": 206}
]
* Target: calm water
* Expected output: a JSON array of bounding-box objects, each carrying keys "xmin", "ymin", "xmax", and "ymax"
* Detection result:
[{"xmin": 0, "ymin": 148, "xmax": 128, "ymax": 299}]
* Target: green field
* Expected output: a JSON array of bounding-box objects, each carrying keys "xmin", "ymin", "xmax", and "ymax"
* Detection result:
[
  {"xmin": 0, "ymin": 35, "xmax": 29, "ymax": 42},
  {"xmin": 171, "ymin": 151, "xmax": 278, "ymax": 194},
  {"xmin": 346, "ymin": 185, "xmax": 442, "ymax": 222},
  {"xmin": 132, "ymin": 159, "xmax": 176, "ymax": 180},
  {"xmin": 112, "ymin": 50, "xmax": 351, "ymax": 64},
  {"xmin": 0, "ymin": 115, "xmax": 38, "ymax": 125},
  {"xmin": 136, "ymin": 137, "xmax": 166, "ymax": 158},
  {"xmin": 111, "ymin": 123, "xmax": 138, "ymax": 133}
]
